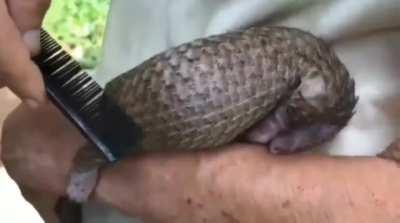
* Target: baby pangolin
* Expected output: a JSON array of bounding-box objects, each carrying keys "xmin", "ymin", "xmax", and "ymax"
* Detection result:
[{"xmin": 104, "ymin": 25, "xmax": 358, "ymax": 154}]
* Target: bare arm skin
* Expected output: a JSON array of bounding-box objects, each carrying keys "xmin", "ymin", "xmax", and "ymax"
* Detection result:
[
  {"xmin": 94, "ymin": 145, "xmax": 400, "ymax": 223},
  {"xmin": 3, "ymin": 103, "xmax": 400, "ymax": 223}
]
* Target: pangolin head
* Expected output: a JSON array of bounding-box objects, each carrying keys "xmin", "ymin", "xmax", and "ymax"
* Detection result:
[{"xmin": 285, "ymin": 37, "xmax": 358, "ymax": 130}]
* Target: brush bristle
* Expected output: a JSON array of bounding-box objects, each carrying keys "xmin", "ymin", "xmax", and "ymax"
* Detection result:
[{"xmin": 33, "ymin": 29, "xmax": 141, "ymax": 161}]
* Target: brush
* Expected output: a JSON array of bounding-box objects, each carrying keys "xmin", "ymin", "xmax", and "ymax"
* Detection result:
[{"xmin": 33, "ymin": 29, "xmax": 141, "ymax": 162}]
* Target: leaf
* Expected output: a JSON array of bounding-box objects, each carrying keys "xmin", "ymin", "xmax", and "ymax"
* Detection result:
[{"xmin": 43, "ymin": 0, "xmax": 110, "ymax": 69}]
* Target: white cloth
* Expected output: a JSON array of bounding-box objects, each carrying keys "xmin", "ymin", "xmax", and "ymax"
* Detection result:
[{"xmin": 87, "ymin": 0, "xmax": 400, "ymax": 222}]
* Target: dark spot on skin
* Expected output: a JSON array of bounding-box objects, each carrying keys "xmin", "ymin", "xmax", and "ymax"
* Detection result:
[
  {"xmin": 197, "ymin": 203, "xmax": 204, "ymax": 209},
  {"xmin": 374, "ymin": 197, "xmax": 386, "ymax": 208},
  {"xmin": 186, "ymin": 198, "xmax": 192, "ymax": 205},
  {"xmin": 221, "ymin": 210, "xmax": 240, "ymax": 223},
  {"xmin": 282, "ymin": 200, "xmax": 291, "ymax": 208},
  {"xmin": 297, "ymin": 186, "xmax": 304, "ymax": 192}
]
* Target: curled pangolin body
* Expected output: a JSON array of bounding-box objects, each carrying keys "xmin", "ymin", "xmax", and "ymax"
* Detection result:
[{"xmin": 104, "ymin": 26, "xmax": 357, "ymax": 152}]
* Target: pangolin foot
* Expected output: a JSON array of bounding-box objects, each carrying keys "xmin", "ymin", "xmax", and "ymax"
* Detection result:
[
  {"xmin": 268, "ymin": 124, "xmax": 339, "ymax": 154},
  {"xmin": 244, "ymin": 106, "xmax": 339, "ymax": 154}
]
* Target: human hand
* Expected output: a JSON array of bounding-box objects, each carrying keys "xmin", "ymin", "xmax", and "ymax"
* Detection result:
[
  {"xmin": 0, "ymin": 0, "xmax": 51, "ymax": 107},
  {"xmin": 1, "ymin": 103, "xmax": 86, "ymax": 195}
]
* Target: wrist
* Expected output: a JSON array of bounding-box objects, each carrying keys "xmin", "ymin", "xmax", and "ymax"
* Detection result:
[
  {"xmin": 91, "ymin": 157, "xmax": 158, "ymax": 218},
  {"xmin": 92, "ymin": 151, "xmax": 203, "ymax": 220}
]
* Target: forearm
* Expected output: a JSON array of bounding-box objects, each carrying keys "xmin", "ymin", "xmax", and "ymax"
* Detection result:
[
  {"xmin": 94, "ymin": 144, "xmax": 400, "ymax": 223},
  {"xmin": 93, "ymin": 149, "xmax": 203, "ymax": 222}
]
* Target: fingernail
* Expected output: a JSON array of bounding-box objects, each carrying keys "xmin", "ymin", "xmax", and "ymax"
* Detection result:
[{"xmin": 23, "ymin": 29, "xmax": 41, "ymax": 56}]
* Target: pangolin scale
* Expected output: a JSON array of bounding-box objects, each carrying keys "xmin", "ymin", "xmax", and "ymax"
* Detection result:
[{"xmin": 104, "ymin": 26, "xmax": 357, "ymax": 153}]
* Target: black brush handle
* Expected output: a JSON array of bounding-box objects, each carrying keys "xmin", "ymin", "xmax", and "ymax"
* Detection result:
[
  {"xmin": 46, "ymin": 84, "xmax": 116, "ymax": 161},
  {"xmin": 33, "ymin": 30, "xmax": 141, "ymax": 162}
]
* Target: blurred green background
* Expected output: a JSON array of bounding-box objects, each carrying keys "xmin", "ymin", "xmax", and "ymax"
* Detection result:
[{"xmin": 43, "ymin": 0, "xmax": 111, "ymax": 69}]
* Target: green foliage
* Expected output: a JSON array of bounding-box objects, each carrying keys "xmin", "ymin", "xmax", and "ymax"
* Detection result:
[{"xmin": 43, "ymin": 0, "xmax": 110, "ymax": 69}]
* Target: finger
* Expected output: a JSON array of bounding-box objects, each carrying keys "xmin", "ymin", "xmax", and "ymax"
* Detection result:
[
  {"xmin": 6, "ymin": 0, "xmax": 51, "ymax": 55},
  {"xmin": 0, "ymin": 1, "xmax": 46, "ymax": 105}
]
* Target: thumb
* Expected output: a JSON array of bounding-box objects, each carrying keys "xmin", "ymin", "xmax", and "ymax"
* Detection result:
[
  {"xmin": 6, "ymin": 0, "xmax": 51, "ymax": 55},
  {"xmin": 0, "ymin": 0, "xmax": 50, "ymax": 105}
]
